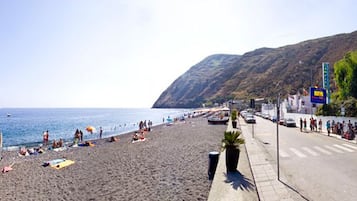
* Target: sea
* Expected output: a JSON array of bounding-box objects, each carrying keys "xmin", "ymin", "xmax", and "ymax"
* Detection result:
[{"xmin": 0, "ymin": 108, "xmax": 191, "ymax": 149}]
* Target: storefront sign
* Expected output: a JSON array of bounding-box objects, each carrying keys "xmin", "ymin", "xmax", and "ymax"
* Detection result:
[{"xmin": 310, "ymin": 87, "xmax": 327, "ymax": 104}]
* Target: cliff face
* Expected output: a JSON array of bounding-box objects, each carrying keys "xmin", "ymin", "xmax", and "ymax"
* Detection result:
[{"xmin": 153, "ymin": 31, "xmax": 357, "ymax": 108}]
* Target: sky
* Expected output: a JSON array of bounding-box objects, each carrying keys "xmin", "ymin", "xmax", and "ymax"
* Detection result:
[{"xmin": 0, "ymin": 0, "xmax": 356, "ymax": 108}]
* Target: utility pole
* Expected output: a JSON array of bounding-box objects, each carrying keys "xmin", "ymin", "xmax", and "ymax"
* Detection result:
[
  {"xmin": 276, "ymin": 93, "xmax": 280, "ymax": 181},
  {"xmin": 250, "ymin": 99, "xmax": 255, "ymax": 138}
]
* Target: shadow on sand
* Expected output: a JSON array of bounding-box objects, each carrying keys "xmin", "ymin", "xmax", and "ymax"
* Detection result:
[{"xmin": 224, "ymin": 170, "xmax": 255, "ymax": 191}]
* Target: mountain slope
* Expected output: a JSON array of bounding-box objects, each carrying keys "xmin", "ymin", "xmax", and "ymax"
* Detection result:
[{"xmin": 153, "ymin": 31, "xmax": 357, "ymax": 108}]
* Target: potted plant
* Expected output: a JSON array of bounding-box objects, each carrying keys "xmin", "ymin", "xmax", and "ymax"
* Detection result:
[
  {"xmin": 222, "ymin": 130, "xmax": 245, "ymax": 172},
  {"xmin": 231, "ymin": 109, "xmax": 238, "ymax": 128}
]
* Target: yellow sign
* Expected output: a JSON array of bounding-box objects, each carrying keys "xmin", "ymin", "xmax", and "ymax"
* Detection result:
[{"xmin": 314, "ymin": 90, "xmax": 323, "ymax": 97}]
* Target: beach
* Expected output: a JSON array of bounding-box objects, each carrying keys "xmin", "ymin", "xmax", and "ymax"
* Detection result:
[{"xmin": 0, "ymin": 116, "xmax": 226, "ymax": 201}]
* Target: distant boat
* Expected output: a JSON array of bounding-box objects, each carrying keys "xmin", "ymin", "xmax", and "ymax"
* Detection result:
[
  {"xmin": 7, "ymin": 113, "xmax": 11, "ymax": 117},
  {"xmin": 207, "ymin": 116, "xmax": 229, "ymax": 125}
]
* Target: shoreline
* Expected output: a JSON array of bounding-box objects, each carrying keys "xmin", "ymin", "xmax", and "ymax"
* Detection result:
[
  {"xmin": 1, "ymin": 107, "xmax": 213, "ymax": 150},
  {"xmin": 0, "ymin": 116, "xmax": 226, "ymax": 200},
  {"xmin": 1, "ymin": 122, "xmax": 167, "ymax": 151},
  {"xmin": 0, "ymin": 108, "xmax": 193, "ymax": 148}
]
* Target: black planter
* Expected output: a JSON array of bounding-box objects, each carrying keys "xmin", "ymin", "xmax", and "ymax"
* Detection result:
[
  {"xmin": 226, "ymin": 147, "xmax": 240, "ymax": 172},
  {"xmin": 232, "ymin": 120, "xmax": 237, "ymax": 128}
]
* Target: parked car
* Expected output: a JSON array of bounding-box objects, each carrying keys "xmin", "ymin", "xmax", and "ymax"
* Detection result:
[
  {"xmin": 279, "ymin": 118, "xmax": 285, "ymax": 125},
  {"xmin": 262, "ymin": 113, "xmax": 270, "ymax": 119},
  {"xmin": 270, "ymin": 115, "xmax": 277, "ymax": 122},
  {"xmin": 245, "ymin": 114, "xmax": 256, "ymax": 124},
  {"xmin": 284, "ymin": 118, "xmax": 296, "ymax": 127}
]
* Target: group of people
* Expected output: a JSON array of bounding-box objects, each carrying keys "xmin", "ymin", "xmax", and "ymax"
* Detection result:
[
  {"xmin": 299, "ymin": 118, "xmax": 323, "ymax": 133},
  {"xmin": 74, "ymin": 129, "xmax": 84, "ymax": 144},
  {"xmin": 132, "ymin": 131, "xmax": 146, "ymax": 142},
  {"xmin": 138, "ymin": 120, "xmax": 152, "ymax": 131},
  {"xmin": 42, "ymin": 130, "xmax": 64, "ymax": 149},
  {"xmin": 330, "ymin": 120, "xmax": 357, "ymax": 139},
  {"xmin": 19, "ymin": 146, "xmax": 45, "ymax": 156},
  {"xmin": 299, "ymin": 117, "xmax": 357, "ymax": 139},
  {"xmin": 40, "ymin": 122, "xmax": 153, "ymax": 148},
  {"xmin": 52, "ymin": 138, "xmax": 64, "ymax": 149}
]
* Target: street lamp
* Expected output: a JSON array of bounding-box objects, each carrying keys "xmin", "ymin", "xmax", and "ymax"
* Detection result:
[{"xmin": 276, "ymin": 93, "xmax": 280, "ymax": 181}]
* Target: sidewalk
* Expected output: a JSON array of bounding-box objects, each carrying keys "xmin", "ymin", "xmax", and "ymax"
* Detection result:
[
  {"xmin": 208, "ymin": 118, "xmax": 296, "ymax": 201},
  {"xmin": 207, "ymin": 118, "xmax": 258, "ymax": 201},
  {"xmin": 208, "ymin": 117, "xmax": 357, "ymax": 201}
]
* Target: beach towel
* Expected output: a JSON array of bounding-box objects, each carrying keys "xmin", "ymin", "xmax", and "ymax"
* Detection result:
[
  {"xmin": 43, "ymin": 158, "xmax": 66, "ymax": 167},
  {"xmin": 132, "ymin": 138, "xmax": 146, "ymax": 143},
  {"xmin": 79, "ymin": 141, "xmax": 95, "ymax": 147},
  {"xmin": 51, "ymin": 160, "xmax": 75, "ymax": 170},
  {"xmin": 53, "ymin": 147, "xmax": 67, "ymax": 152}
]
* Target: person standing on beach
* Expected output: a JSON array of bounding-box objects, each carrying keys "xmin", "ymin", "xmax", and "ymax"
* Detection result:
[
  {"xmin": 148, "ymin": 120, "xmax": 152, "ymax": 131},
  {"xmin": 43, "ymin": 130, "xmax": 49, "ymax": 146},
  {"xmin": 79, "ymin": 130, "xmax": 83, "ymax": 142},
  {"xmin": 99, "ymin": 127, "xmax": 103, "ymax": 139},
  {"xmin": 139, "ymin": 121, "xmax": 143, "ymax": 130},
  {"xmin": 143, "ymin": 120, "xmax": 147, "ymax": 129}
]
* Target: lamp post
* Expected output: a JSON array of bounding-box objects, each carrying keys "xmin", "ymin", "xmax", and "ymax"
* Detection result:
[
  {"xmin": 276, "ymin": 93, "xmax": 280, "ymax": 181},
  {"xmin": 275, "ymin": 80, "xmax": 281, "ymax": 181}
]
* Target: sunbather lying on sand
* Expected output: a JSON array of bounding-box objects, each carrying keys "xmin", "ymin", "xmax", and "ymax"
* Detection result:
[
  {"xmin": 109, "ymin": 136, "xmax": 119, "ymax": 142},
  {"xmin": 2, "ymin": 163, "xmax": 14, "ymax": 173}
]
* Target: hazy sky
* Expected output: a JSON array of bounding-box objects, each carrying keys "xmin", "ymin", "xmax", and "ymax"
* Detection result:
[{"xmin": 1, "ymin": 0, "xmax": 356, "ymax": 108}]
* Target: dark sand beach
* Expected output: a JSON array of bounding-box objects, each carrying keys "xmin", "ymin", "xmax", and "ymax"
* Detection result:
[{"xmin": 0, "ymin": 117, "xmax": 226, "ymax": 201}]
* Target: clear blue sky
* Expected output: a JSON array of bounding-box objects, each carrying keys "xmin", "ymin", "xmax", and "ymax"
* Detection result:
[{"xmin": 1, "ymin": 0, "xmax": 356, "ymax": 108}]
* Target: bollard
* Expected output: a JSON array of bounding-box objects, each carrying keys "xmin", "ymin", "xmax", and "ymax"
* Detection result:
[{"xmin": 208, "ymin": 151, "xmax": 219, "ymax": 180}]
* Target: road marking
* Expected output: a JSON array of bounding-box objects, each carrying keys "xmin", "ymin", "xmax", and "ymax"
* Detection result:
[
  {"xmin": 301, "ymin": 147, "xmax": 319, "ymax": 156},
  {"xmin": 342, "ymin": 143, "xmax": 357, "ymax": 150},
  {"xmin": 333, "ymin": 144, "xmax": 355, "ymax": 152},
  {"xmin": 314, "ymin": 146, "xmax": 332, "ymax": 155},
  {"xmin": 324, "ymin": 145, "xmax": 344, "ymax": 153},
  {"xmin": 289, "ymin": 148, "xmax": 307, "ymax": 158},
  {"xmin": 279, "ymin": 150, "xmax": 290, "ymax": 158}
]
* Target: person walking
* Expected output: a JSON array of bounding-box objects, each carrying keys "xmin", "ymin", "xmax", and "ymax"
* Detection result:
[
  {"xmin": 318, "ymin": 119, "xmax": 322, "ymax": 133},
  {"xmin": 303, "ymin": 118, "xmax": 307, "ymax": 132},
  {"xmin": 99, "ymin": 127, "xmax": 103, "ymax": 139},
  {"xmin": 310, "ymin": 118, "xmax": 313, "ymax": 132},
  {"xmin": 326, "ymin": 120, "xmax": 331, "ymax": 136},
  {"xmin": 300, "ymin": 118, "xmax": 303, "ymax": 132}
]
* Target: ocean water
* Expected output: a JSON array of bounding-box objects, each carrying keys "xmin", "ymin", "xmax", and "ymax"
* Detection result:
[{"xmin": 0, "ymin": 108, "xmax": 191, "ymax": 148}]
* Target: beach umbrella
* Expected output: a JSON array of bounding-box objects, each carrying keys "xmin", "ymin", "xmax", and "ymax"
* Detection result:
[{"xmin": 86, "ymin": 126, "xmax": 96, "ymax": 134}]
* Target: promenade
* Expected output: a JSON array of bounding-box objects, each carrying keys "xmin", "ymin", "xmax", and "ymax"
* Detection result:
[
  {"xmin": 208, "ymin": 117, "xmax": 298, "ymax": 201},
  {"xmin": 208, "ymin": 116, "xmax": 357, "ymax": 201}
]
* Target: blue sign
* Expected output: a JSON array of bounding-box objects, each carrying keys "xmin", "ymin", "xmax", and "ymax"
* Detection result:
[
  {"xmin": 310, "ymin": 88, "xmax": 327, "ymax": 104},
  {"xmin": 322, "ymin": 62, "xmax": 330, "ymax": 103}
]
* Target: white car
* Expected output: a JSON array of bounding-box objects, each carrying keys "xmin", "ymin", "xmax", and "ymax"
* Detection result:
[{"xmin": 245, "ymin": 114, "xmax": 256, "ymax": 124}]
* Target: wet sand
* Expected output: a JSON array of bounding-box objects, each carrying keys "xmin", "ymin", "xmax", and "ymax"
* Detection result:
[{"xmin": 0, "ymin": 117, "xmax": 226, "ymax": 201}]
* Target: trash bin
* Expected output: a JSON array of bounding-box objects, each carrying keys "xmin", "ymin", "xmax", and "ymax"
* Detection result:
[{"xmin": 208, "ymin": 151, "xmax": 219, "ymax": 180}]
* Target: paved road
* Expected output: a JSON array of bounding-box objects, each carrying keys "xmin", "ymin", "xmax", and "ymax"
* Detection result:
[{"xmin": 246, "ymin": 116, "xmax": 357, "ymax": 201}]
